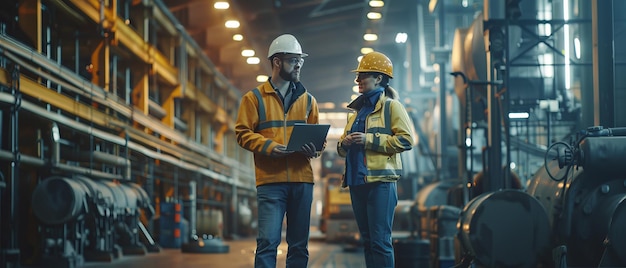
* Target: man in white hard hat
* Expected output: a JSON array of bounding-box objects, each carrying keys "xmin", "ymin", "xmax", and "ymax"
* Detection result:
[{"xmin": 235, "ymin": 34, "xmax": 323, "ymax": 268}]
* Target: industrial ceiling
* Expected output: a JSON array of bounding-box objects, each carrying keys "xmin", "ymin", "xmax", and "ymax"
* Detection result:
[{"xmin": 163, "ymin": 0, "xmax": 421, "ymax": 111}]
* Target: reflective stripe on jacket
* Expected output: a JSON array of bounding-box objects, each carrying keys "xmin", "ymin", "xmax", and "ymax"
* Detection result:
[{"xmin": 235, "ymin": 80, "xmax": 319, "ymax": 186}]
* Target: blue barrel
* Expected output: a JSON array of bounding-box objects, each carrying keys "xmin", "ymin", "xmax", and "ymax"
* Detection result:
[{"xmin": 160, "ymin": 202, "xmax": 182, "ymax": 248}]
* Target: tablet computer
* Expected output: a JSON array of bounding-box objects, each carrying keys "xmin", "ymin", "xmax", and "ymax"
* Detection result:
[{"xmin": 286, "ymin": 123, "xmax": 331, "ymax": 151}]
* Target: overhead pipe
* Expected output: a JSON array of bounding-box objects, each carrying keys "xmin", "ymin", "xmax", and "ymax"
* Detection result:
[
  {"xmin": 0, "ymin": 36, "xmax": 235, "ymax": 165},
  {"xmin": 0, "ymin": 149, "xmax": 122, "ymax": 181},
  {"xmin": 0, "ymin": 92, "xmax": 253, "ymax": 190},
  {"xmin": 51, "ymin": 123, "xmax": 131, "ymax": 179}
]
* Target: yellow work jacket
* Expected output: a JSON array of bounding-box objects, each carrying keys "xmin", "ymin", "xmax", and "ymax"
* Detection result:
[
  {"xmin": 337, "ymin": 91, "xmax": 414, "ymax": 186},
  {"xmin": 235, "ymin": 80, "xmax": 320, "ymax": 186}
]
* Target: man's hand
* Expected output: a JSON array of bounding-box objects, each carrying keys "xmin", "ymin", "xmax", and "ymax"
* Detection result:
[
  {"xmin": 300, "ymin": 142, "xmax": 317, "ymax": 158},
  {"xmin": 270, "ymin": 145, "xmax": 294, "ymax": 157}
]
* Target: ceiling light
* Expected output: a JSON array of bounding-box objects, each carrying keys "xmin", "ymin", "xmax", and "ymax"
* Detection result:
[
  {"xmin": 360, "ymin": 47, "xmax": 374, "ymax": 54},
  {"xmin": 369, "ymin": 0, "xmax": 384, "ymax": 7},
  {"xmin": 233, "ymin": 34, "xmax": 243, "ymax": 41},
  {"xmin": 357, "ymin": 55, "xmax": 363, "ymax": 62},
  {"xmin": 363, "ymin": 33, "xmax": 378, "ymax": 41},
  {"xmin": 214, "ymin": 1, "xmax": 229, "ymax": 9},
  {"xmin": 225, "ymin": 20, "xmax": 240, "ymax": 28},
  {"xmin": 352, "ymin": 85, "xmax": 359, "ymax": 92},
  {"xmin": 241, "ymin": 49, "xmax": 255, "ymax": 57},
  {"xmin": 395, "ymin": 32, "xmax": 408, "ymax": 44},
  {"xmin": 247, "ymin": 57, "xmax": 260, "ymax": 64},
  {"xmin": 256, "ymin": 75, "xmax": 268, "ymax": 82},
  {"xmin": 367, "ymin": 12, "xmax": 382, "ymax": 20}
]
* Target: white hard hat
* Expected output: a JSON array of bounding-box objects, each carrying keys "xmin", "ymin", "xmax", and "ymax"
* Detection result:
[{"xmin": 267, "ymin": 34, "xmax": 308, "ymax": 59}]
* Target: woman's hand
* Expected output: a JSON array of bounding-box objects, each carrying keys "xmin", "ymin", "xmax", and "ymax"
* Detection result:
[{"xmin": 342, "ymin": 132, "xmax": 365, "ymax": 147}]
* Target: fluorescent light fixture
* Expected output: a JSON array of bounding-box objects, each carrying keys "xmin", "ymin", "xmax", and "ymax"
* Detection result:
[
  {"xmin": 360, "ymin": 47, "xmax": 374, "ymax": 54},
  {"xmin": 367, "ymin": 12, "xmax": 382, "ymax": 20},
  {"xmin": 395, "ymin": 32, "xmax": 408, "ymax": 44},
  {"xmin": 214, "ymin": 1, "xmax": 229, "ymax": 9},
  {"xmin": 508, "ymin": 112, "xmax": 530, "ymax": 119},
  {"xmin": 363, "ymin": 33, "xmax": 378, "ymax": 41},
  {"xmin": 225, "ymin": 20, "xmax": 240, "ymax": 28},
  {"xmin": 241, "ymin": 49, "xmax": 255, "ymax": 57},
  {"xmin": 369, "ymin": 0, "xmax": 384, "ymax": 7},
  {"xmin": 574, "ymin": 37, "xmax": 581, "ymax": 59},
  {"xmin": 233, "ymin": 34, "xmax": 243, "ymax": 41},
  {"xmin": 246, "ymin": 57, "xmax": 260, "ymax": 64},
  {"xmin": 256, "ymin": 75, "xmax": 268, "ymax": 82}
]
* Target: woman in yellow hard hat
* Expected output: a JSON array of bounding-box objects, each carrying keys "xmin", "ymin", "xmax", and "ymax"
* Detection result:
[{"xmin": 337, "ymin": 51, "xmax": 415, "ymax": 268}]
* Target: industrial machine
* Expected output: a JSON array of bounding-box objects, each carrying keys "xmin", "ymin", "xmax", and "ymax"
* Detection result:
[
  {"xmin": 456, "ymin": 126, "xmax": 626, "ymax": 267},
  {"xmin": 31, "ymin": 175, "xmax": 155, "ymax": 266}
]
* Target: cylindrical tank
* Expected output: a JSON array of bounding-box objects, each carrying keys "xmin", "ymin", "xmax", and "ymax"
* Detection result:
[
  {"xmin": 527, "ymin": 157, "xmax": 626, "ymax": 266},
  {"xmin": 31, "ymin": 176, "xmax": 150, "ymax": 225},
  {"xmin": 457, "ymin": 189, "xmax": 550, "ymax": 267},
  {"xmin": 31, "ymin": 176, "xmax": 87, "ymax": 225},
  {"xmin": 413, "ymin": 180, "xmax": 458, "ymax": 239},
  {"xmin": 197, "ymin": 208, "xmax": 223, "ymax": 238}
]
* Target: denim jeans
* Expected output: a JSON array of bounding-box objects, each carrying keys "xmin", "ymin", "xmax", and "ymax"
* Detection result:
[
  {"xmin": 255, "ymin": 182, "xmax": 313, "ymax": 268},
  {"xmin": 350, "ymin": 182, "xmax": 398, "ymax": 268}
]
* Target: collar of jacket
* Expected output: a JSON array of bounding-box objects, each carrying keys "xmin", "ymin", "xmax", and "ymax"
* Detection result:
[
  {"xmin": 347, "ymin": 87, "xmax": 384, "ymax": 111},
  {"xmin": 260, "ymin": 78, "xmax": 307, "ymax": 98}
]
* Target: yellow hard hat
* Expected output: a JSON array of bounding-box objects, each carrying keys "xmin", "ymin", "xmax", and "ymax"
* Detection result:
[{"xmin": 352, "ymin": 51, "xmax": 393, "ymax": 78}]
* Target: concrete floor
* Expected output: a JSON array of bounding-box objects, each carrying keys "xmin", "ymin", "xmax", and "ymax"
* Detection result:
[
  {"xmin": 80, "ymin": 230, "xmax": 366, "ymax": 268},
  {"xmin": 80, "ymin": 239, "xmax": 364, "ymax": 268}
]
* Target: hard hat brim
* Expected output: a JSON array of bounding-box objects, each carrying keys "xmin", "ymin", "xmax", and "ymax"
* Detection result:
[
  {"xmin": 351, "ymin": 68, "xmax": 393, "ymax": 78},
  {"xmin": 268, "ymin": 52, "xmax": 309, "ymax": 59}
]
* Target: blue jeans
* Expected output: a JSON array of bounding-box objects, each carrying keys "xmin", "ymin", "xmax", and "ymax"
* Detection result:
[
  {"xmin": 350, "ymin": 182, "xmax": 398, "ymax": 268},
  {"xmin": 255, "ymin": 183, "xmax": 313, "ymax": 268}
]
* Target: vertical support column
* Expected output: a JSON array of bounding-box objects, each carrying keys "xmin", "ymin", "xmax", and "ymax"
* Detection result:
[
  {"xmin": 483, "ymin": 0, "xmax": 504, "ymax": 192},
  {"xmin": 188, "ymin": 180, "xmax": 197, "ymax": 239},
  {"xmin": 230, "ymin": 166, "xmax": 239, "ymax": 237},
  {"xmin": 147, "ymin": 160, "xmax": 155, "ymax": 233},
  {"xmin": 433, "ymin": 2, "xmax": 449, "ymax": 180},
  {"xmin": 433, "ymin": 48, "xmax": 450, "ymax": 180},
  {"xmin": 1, "ymin": 64, "xmax": 21, "ymax": 267},
  {"xmin": 591, "ymin": 0, "xmax": 615, "ymax": 127}
]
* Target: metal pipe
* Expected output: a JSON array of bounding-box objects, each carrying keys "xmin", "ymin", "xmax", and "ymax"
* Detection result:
[
  {"xmin": 188, "ymin": 180, "xmax": 197, "ymax": 238},
  {"xmin": 0, "ymin": 92, "xmax": 248, "ymax": 188},
  {"xmin": 0, "ymin": 36, "xmax": 232, "ymax": 164},
  {"xmin": 63, "ymin": 150, "xmax": 130, "ymax": 167},
  {"xmin": 0, "ymin": 149, "xmax": 122, "ymax": 181},
  {"xmin": 51, "ymin": 122, "xmax": 60, "ymax": 165}
]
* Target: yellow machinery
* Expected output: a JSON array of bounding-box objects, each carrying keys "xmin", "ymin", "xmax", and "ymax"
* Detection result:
[{"xmin": 319, "ymin": 152, "xmax": 360, "ymax": 244}]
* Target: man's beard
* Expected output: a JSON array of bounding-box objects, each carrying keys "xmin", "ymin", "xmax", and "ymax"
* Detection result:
[{"xmin": 279, "ymin": 67, "xmax": 299, "ymax": 82}]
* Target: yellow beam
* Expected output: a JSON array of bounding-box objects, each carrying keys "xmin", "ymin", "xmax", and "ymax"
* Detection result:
[
  {"xmin": 69, "ymin": 0, "xmax": 179, "ymax": 86},
  {"xmin": 0, "ymin": 69, "xmax": 119, "ymax": 127},
  {"xmin": 132, "ymin": 73, "xmax": 149, "ymax": 115}
]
